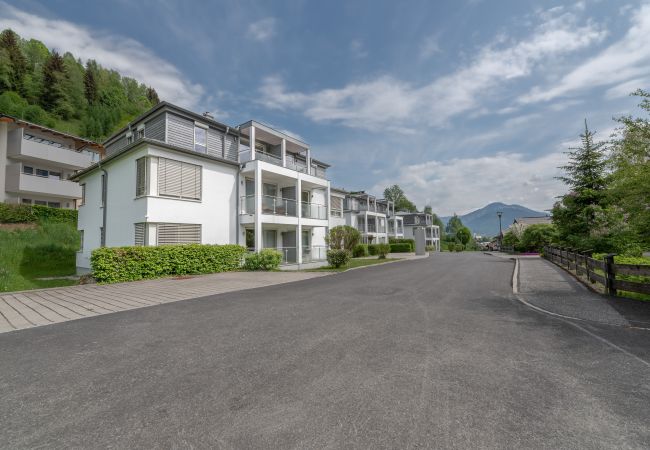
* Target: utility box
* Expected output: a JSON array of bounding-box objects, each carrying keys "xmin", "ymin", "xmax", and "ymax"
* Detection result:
[{"xmin": 414, "ymin": 227, "xmax": 426, "ymax": 255}]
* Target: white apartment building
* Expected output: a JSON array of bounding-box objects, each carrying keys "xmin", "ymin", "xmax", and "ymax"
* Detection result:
[
  {"xmin": 0, "ymin": 115, "xmax": 102, "ymax": 209},
  {"xmin": 398, "ymin": 212, "xmax": 441, "ymax": 251},
  {"xmin": 73, "ymin": 102, "xmax": 331, "ymax": 272}
]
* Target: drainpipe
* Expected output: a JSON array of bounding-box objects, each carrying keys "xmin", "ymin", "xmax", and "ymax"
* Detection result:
[
  {"xmin": 99, "ymin": 163, "xmax": 108, "ymax": 247},
  {"xmin": 233, "ymin": 129, "xmax": 240, "ymax": 246}
]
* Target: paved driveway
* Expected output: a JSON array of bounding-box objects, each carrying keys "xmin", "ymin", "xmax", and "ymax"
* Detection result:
[{"xmin": 1, "ymin": 253, "xmax": 649, "ymax": 448}]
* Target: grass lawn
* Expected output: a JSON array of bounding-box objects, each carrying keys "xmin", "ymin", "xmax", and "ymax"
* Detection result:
[
  {"xmin": 0, "ymin": 221, "xmax": 80, "ymax": 292},
  {"xmin": 307, "ymin": 257, "xmax": 401, "ymax": 272}
]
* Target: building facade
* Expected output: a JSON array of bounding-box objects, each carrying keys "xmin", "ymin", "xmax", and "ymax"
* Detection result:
[
  {"xmin": 0, "ymin": 115, "xmax": 102, "ymax": 209},
  {"xmin": 398, "ymin": 212, "xmax": 441, "ymax": 251},
  {"xmin": 73, "ymin": 102, "xmax": 331, "ymax": 271}
]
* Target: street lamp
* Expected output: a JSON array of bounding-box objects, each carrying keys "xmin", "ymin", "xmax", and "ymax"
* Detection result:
[{"xmin": 496, "ymin": 211, "xmax": 503, "ymax": 250}]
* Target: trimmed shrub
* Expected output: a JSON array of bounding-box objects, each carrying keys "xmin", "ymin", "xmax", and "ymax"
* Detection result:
[
  {"xmin": 326, "ymin": 225, "xmax": 361, "ymax": 251},
  {"xmin": 425, "ymin": 245, "xmax": 435, "ymax": 252},
  {"xmin": 389, "ymin": 238, "xmax": 415, "ymax": 251},
  {"xmin": 327, "ymin": 249, "xmax": 351, "ymax": 268},
  {"xmin": 367, "ymin": 244, "xmax": 378, "ymax": 256},
  {"xmin": 446, "ymin": 242, "xmax": 456, "ymax": 252},
  {"xmin": 0, "ymin": 203, "xmax": 77, "ymax": 224},
  {"xmin": 91, "ymin": 244, "xmax": 247, "ymax": 283},
  {"xmin": 390, "ymin": 243, "xmax": 412, "ymax": 253},
  {"xmin": 243, "ymin": 249, "xmax": 282, "ymax": 271},
  {"xmin": 353, "ymin": 244, "xmax": 369, "ymax": 257},
  {"xmin": 454, "ymin": 243, "xmax": 464, "ymax": 252},
  {"xmin": 376, "ymin": 243, "xmax": 391, "ymax": 259}
]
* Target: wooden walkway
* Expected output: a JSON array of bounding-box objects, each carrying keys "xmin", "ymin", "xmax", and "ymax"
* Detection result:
[{"xmin": 0, "ymin": 271, "xmax": 327, "ymax": 334}]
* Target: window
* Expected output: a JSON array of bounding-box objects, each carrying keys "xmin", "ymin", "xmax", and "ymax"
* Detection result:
[
  {"xmin": 21, "ymin": 198, "xmax": 32, "ymax": 205},
  {"xmin": 34, "ymin": 200, "xmax": 47, "ymax": 206},
  {"xmin": 49, "ymin": 171, "xmax": 61, "ymax": 180},
  {"xmin": 135, "ymin": 158, "xmax": 148, "ymax": 197},
  {"xmin": 80, "ymin": 184, "xmax": 86, "ymax": 206},
  {"xmin": 48, "ymin": 202, "xmax": 61, "ymax": 208},
  {"xmin": 156, "ymin": 223, "xmax": 201, "ymax": 245},
  {"xmin": 79, "ymin": 230, "xmax": 84, "ymax": 252},
  {"xmin": 157, "ymin": 157, "xmax": 201, "ymax": 200},
  {"xmin": 134, "ymin": 223, "xmax": 146, "ymax": 246},
  {"xmin": 126, "ymin": 132, "xmax": 134, "ymax": 145},
  {"xmin": 36, "ymin": 168, "xmax": 48, "ymax": 177},
  {"xmin": 331, "ymin": 196, "xmax": 343, "ymax": 217},
  {"xmin": 23, "ymin": 166, "xmax": 34, "ymax": 175},
  {"xmin": 194, "ymin": 126, "xmax": 207, "ymax": 153},
  {"xmin": 137, "ymin": 124, "xmax": 145, "ymax": 139}
]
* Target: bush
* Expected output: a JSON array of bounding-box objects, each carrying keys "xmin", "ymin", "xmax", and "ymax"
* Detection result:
[
  {"xmin": 0, "ymin": 203, "xmax": 77, "ymax": 224},
  {"xmin": 520, "ymin": 224, "xmax": 557, "ymax": 253},
  {"xmin": 353, "ymin": 244, "xmax": 369, "ymax": 257},
  {"xmin": 326, "ymin": 225, "xmax": 361, "ymax": 251},
  {"xmin": 327, "ymin": 249, "xmax": 351, "ymax": 268},
  {"xmin": 446, "ymin": 242, "xmax": 456, "ymax": 252},
  {"xmin": 389, "ymin": 238, "xmax": 415, "ymax": 251},
  {"xmin": 91, "ymin": 244, "xmax": 247, "ymax": 283},
  {"xmin": 367, "ymin": 244, "xmax": 378, "ymax": 256},
  {"xmin": 454, "ymin": 243, "xmax": 464, "ymax": 252},
  {"xmin": 426, "ymin": 245, "xmax": 435, "ymax": 251},
  {"xmin": 390, "ymin": 243, "xmax": 412, "ymax": 253},
  {"xmin": 376, "ymin": 243, "xmax": 391, "ymax": 259},
  {"xmin": 243, "ymin": 249, "xmax": 282, "ymax": 271}
]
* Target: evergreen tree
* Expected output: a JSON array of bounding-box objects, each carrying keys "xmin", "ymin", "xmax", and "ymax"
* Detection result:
[
  {"xmin": 40, "ymin": 51, "xmax": 66, "ymax": 111},
  {"xmin": 83, "ymin": 62, "xmax": 98, "ymax": 105},
  {"xmin": 146, "ymin": 86, "xmax": 160, "ymax": 105},
  {"xmin": 445, "ymin": 214, "xmax": 463, "ymax": 235},
  {"xmin": 552, "ymin": 120, "xmax": 609, "ymax": 249},
  {"xmin": 383, "ymin": 184, "xmax": 417, "ymax": 212},
  {"xmin": 0, "ymin": 29, "xmax": 28, "ymax": 93}
]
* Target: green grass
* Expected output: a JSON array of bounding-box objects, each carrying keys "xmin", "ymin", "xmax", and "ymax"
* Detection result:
[
  {"xmin": 0, "ymin": 221, "xmax": 80, "ymax": 292},
  {"xmin": 307, "ymin": 257, "xmax": 401, "ymax": 272}
]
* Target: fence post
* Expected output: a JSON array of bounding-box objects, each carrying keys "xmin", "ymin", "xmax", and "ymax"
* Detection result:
[{"xmin": 604, "ymin": 253, "xmax": 617, "ymax": 297}]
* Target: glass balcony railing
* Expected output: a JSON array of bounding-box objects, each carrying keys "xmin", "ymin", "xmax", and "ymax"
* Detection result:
[
  {"xmin": 301, "ymin": 202, "xmax": 327, "ymax": 220},
  {"xmin": 302, "ymin": 246, "xmax": 327, "ymax": 263}
]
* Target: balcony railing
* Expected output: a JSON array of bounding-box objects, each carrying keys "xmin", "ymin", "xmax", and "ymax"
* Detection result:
[
  {"xmin": 240, "ymin": 195, "xmax": 298, "ymax": 216},
  {"xmin": 257, "ymin": 152, "xmax": 283, "ymax": 166},
  {"xmin": 286, "ymin": 158, "xmax": 308, "ymax": 174},
  {"xmin": 301, "ymin": 202, "xmax": 327, "ymax": 220},
  {"xmin": 302, "ymin": 246, "xmax": 327, "ymax": 263},
  {"xmin": 23, "ymin": 133, "xmax": 100, "ymax": 162}
]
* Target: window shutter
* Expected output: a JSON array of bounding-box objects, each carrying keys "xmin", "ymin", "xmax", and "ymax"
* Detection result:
[
  {"xmin": 136, "ymin": 158, "xmax": 147, "ymax": 196},
  {"xmin": 134, "ymin": 223, "xmax": 145, "ymax": 246},
  {"xmin": 331, "ymin": 196, "xmax": 342, "ymax": 210},
  {"xmin": 181, "ymin": 163, "xmax": 201, "ymax": 200},
  {"xmin": 158, "ymin": 158, "xmax": 182, "ymax": 197},
  {"xmin": 156, "ymin": 223, "xmax": 201, "ymax": 245}
]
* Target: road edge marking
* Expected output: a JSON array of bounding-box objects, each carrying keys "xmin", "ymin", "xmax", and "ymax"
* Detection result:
[{"xmin": 512, "ymin": 257, "xmax": 519, "ymax": 294}]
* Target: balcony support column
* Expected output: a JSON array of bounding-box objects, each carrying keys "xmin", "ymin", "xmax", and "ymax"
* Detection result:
[
  {"xmin": 297, "ymin": 174, "xmax": 302, "ymax": 264},
  {"xmin": 250, "ymin": 126, "xmax": 256, "ymax": 160},
  {"xmin": 254, "ymin": 164, "xmax": 262, "ymax": 253},
  {"xmin": 281, "ymin": 138, "xmax": 286, "ymax": 167},
  {"xmin": 306, "ymin": 148, "xmax": 311, "ymax": 175}
]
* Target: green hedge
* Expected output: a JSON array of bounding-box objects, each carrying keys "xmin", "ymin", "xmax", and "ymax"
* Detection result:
[
  {"xmin": 91, "ymin": 244, "xmax": 247, "ymax": 283},
  {"xmin": 243, "ymin": 249, "xmax": 282, "ymax": 270},
  {"xmin": 367, "ymin": 244, "xmax": 378, "ymax": 256},
  {"xmin": 327, "ymin": 249, "xmax": 351, "ymax": 268},
  {"xmin": 390, "ymin": 243, "xmax": 412, "ymax": 253},
  {"xmin": 0, "ymin": 203, "xmax": 77, "ymax": 224},
  {"xmin": 389, "ymin": 238, "xmax": 415, "ymax": 251}
]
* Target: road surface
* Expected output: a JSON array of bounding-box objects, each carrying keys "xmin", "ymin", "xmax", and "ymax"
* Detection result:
[{"xmin": 1, "ymin": 252, "xmax": 648, "ymax": 448}]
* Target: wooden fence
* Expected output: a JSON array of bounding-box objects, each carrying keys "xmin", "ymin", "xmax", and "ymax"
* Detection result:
[{"xmin": 544, "ymin": 246, "xmax": 650, "ymax": 298}]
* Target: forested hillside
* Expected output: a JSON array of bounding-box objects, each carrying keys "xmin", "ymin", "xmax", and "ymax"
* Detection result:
[{"xmin": 0, "ymin": 29, "xmax": 160, "ymax": 141}]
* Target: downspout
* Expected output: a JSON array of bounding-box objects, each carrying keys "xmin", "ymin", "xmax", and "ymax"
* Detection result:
[
  {"xmin": 99, "ymin": 162, "xmax": 108, "ymax": 247},
  {"xmin": 233, "ymin": 128, "xmax": 240, "ymax": 246}
]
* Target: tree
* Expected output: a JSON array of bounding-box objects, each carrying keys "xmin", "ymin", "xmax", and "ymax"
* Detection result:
[
  {"xmin": 552, "ymin": 120, "xmax": 609, "ymax": 250},
  {"xmin": 325, "ymin": 225, "xmax": 361, "ymax": 252},
  {"xmin": 456, "ymin": 227, "xmax": 471, "ymax": 246},
  {"xmin": 0, "ymin": 29, "xmax": 28, "ymax": 94},
  {"xmin": 40, "ymin": 52, "xmax": 68, "ymax": 113},
  {"xmin": 610, "ymin": 89, "xmax": 650, "ymax": 248},
  {"xmin": 146, "ymin": 87, "xmax": 160, "ymax": 105},
  {"xmin": 383, "ymin": 184, "xmax": 417, "ymax": 212},
  {"xmin": 423, "ymin": 205, "xmax": 432, "ymax": 214},
  {"xmin": 520, "ymin": 224, "xmax": 557, "ymax": 253},
  {"xmin": 83, "ymin": 62, "xmax": 98, "ymax": 105},
  {"xmin": 445, "ymin": 214, "xmax": 463, "ymax": 235}
]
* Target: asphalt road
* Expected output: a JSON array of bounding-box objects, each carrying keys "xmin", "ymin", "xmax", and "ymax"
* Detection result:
[{"xmin": 1, "ymin": 253, "xmax": 649, "ymax": 449}]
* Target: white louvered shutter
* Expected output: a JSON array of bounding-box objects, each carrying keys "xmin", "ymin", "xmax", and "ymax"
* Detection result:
[
  {"xmin": 136, "ymin": 158, "xmax": 147, "ymax": 196},
  {"xmin": 134, "ymin": 223, "xmax": 145, "ymax": 246},
  {"xmin": 156, "ymin": 223, "xmax": 201, "ymax": 245}
]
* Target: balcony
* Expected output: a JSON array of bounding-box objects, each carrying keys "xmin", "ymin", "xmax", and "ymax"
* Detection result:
[
  {"xmin": 5, "ymin": 165, "xmax": 82, "ymax": 198},
  {"xmin": 241, "ymin": 196, "xmax": 327, "ymax": 220},
  {"xmin": 301, "ymin": 202, "xmax": 327, "ymax": 220},
  {"xmin": 7, "ymin": 129, "xmax": 98, "ymax": 169}
]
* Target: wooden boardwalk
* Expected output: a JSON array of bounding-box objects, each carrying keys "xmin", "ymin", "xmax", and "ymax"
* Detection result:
[{"xmin": 0, "ymin": 271, "xmax": 327, "ymax": 334}]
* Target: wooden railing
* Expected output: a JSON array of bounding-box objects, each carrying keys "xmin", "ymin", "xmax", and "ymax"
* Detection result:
[{"xmin": 544, "ymin": 246, "xmax": 650, "ymax": 298}]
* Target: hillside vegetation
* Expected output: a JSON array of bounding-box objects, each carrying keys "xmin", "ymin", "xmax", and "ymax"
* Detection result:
[{"xmin": 0, "ymin": 29, "xmax": 159, "ymax": 141}]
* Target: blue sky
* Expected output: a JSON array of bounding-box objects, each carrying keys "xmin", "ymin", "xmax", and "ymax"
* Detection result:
[{"xmin": 2, "ymin": 0, "xmax": 649, "ymax": 215}]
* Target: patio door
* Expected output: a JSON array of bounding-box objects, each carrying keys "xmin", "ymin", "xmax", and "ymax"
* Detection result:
[
  {"xmin": 263, "ymin": 230, "xmax": 277, "ymax": 249},
  {"xmin": 281, "ymin": 230, "xmax": 296, "ymax": 264}
]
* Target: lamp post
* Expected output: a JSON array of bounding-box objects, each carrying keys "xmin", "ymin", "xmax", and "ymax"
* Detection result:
[{"xmin": 496, "ymin": 211, "xmax": 503, "ymax": 250}]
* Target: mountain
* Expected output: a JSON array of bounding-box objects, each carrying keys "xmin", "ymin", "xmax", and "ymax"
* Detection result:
[
  {"xmin": 0, "ymin": 29, "xmax": 159, "ymax": 141},
  {"xmin": 441, "ymin": 202, "xmax": 549, "ymax": 237}
]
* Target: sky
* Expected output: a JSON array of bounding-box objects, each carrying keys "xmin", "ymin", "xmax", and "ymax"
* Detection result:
[{"xmin": 1, "ymin": 0, "xmax": 649, "ymax": 215}]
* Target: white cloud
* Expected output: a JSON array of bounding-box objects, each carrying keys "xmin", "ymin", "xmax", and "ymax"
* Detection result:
[
  {"xmin": 259, "ymin": 7, "xmax": 606, "ymax": 131},
  {"xmin": 370, "ymin": 151, "xmax": 566, "ymax": 216},
  {"xmin": 0, "ymin": 3, "xmax": 203, "ymax": 109},
  {"xmin": 246, "ymin": 17, "xmax": 276, "ymax": 42},
  {"xmin": 520, "ymin": 3, "xmax": 650, "ymax": 104}
]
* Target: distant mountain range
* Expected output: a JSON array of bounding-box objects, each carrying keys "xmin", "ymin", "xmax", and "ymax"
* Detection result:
[{"xmin": 441, "ymin": 202, "xmax": 549, "ymax": 237}]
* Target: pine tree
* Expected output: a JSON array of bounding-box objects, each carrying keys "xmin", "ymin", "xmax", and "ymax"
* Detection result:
[
  {"xmin": 146, "ymin": 86, "xmax": 160, "ymax": 105},
  {"xmin": 83, "ymin": 62, "xmax": 98, "ymax": 105},
  {"xmin": 0, "ymin": 29, "xmax": 28, "ymax": 93},
  {"xmin": 552, "ymin": 120, "xmax": 609, "ymax": 249},
  {"xmin": 40, "ymin": 51, "xmax": 66, "ymax": 111}
]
